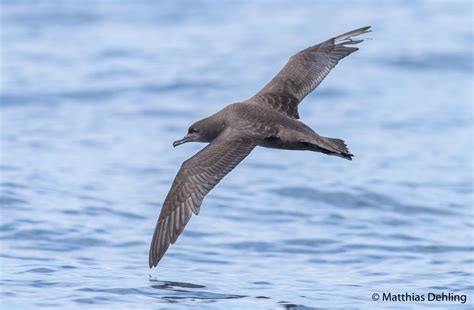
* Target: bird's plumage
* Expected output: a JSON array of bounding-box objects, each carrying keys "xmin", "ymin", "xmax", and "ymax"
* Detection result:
[
  {"xmin": 149, "ymin": 26, "xmax": 370, "ymax": 267},
  {"xmin": 149, "ymin": 129, "xmax": 256, "ymax": 267},
  {"xmin": 249, "ymin": 26, "xmax": 371, "ymax": 119}
]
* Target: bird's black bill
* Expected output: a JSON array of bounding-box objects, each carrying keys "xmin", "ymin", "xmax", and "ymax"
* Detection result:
[{"xmin": 173, "ymin": 136, "xmax": 192, "ymax": 147}]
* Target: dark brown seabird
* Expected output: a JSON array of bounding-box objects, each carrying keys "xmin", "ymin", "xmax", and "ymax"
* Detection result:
[{"xmin": 149, "ymin": 26, "xmax": 371, "ymax": 268}]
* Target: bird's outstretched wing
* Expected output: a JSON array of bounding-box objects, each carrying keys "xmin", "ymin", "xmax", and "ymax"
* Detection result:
[
  {"xmin": 249, "ymin": 26, "xmax": 371, "ymax": 119},
  {"xmin": 149, "ymin": 130, "xmax": 256, "ymax": 267}
]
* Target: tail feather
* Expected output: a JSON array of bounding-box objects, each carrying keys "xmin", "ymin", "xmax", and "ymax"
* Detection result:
[{"xmin": 321, "ymin": 137, "xmax": 354, "ymax": 161}]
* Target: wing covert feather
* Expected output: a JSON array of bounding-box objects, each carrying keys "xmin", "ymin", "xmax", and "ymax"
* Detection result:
[
  {"xmin": 149, "ymin": 132, "xmax": 255, "ymax": 267},
  {"xmin": 250, "ymin": 26, "xmax": 371, "ymax": 118}
]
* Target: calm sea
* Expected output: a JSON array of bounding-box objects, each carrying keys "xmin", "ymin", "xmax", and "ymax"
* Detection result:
[{"xmin": 1, "ymin": 1, "xmax": 473, "ymax": 309}]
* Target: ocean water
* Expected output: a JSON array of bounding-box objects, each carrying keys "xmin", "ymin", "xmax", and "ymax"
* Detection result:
[{"xmin": 0, "ymin": 0, "xmax": 473, "ymax": 309}]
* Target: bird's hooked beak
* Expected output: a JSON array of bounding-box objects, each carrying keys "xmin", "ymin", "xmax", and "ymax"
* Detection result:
[{"xmin": 173, "ymin": 134, "xmax": 194, "ymax": 147}]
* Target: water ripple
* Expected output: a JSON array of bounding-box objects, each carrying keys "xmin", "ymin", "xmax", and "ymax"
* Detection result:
[{"xmin": 1, "ymin": 1, "xmax": 472, "ymax": 309}]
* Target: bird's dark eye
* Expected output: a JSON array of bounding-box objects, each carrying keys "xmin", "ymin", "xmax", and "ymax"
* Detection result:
[{"xmin": 189, "ymin": 127, "xmax": 197, "ymax": 134}]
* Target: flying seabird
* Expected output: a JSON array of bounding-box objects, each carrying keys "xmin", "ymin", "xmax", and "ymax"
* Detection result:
[{"xmin": 149, "ymin": 26, "xmax": 371, "ymax": 267}]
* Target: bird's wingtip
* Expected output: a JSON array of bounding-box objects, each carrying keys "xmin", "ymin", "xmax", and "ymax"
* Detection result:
[{"xmin": 334, "ymin": 26, "xmax": 372, "ymax": 43}]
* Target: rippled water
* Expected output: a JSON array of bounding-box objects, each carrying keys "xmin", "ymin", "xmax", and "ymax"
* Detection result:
[{"xmin": 1, "ymin": 1, "xmax": 473, "ymax": 309}]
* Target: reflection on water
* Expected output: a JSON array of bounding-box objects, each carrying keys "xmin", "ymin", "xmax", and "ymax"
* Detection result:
[
  {"xmin": 150, "ymin": 279, "xmax": 247, "ymax": 303},
  {"xmin": 1, "ymin": 0, "xmax": 473, "ymax": 309}
]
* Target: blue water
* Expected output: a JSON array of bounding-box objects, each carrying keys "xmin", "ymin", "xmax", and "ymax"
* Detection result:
[{"xmin": 1, "ymin": 1, "xmax": 473, "ymax": 309}]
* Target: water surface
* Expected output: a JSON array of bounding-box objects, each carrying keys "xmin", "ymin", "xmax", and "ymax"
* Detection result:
[{"xmin": 1, "ymin": 1, "xmax": 473, "ymax": 309}]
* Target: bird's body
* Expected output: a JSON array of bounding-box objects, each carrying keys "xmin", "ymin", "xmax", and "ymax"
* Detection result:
[
  {"xmin": 149, "ymin": 26, "xmax": 371, "ymax": 267},
  {"xmin": 190, "ymin": 102, "xmax": 349, "ymax": 156}
]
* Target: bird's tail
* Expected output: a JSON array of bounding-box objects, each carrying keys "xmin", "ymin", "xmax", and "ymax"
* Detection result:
[{"xmin": 319, "ymin": 137, "xmax": 354, "ymax": 161}]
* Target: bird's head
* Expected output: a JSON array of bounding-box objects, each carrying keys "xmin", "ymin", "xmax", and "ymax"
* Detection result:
[{"xmin": 173, "ymin": 117, "xmax": 223, "ymax": 147}]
